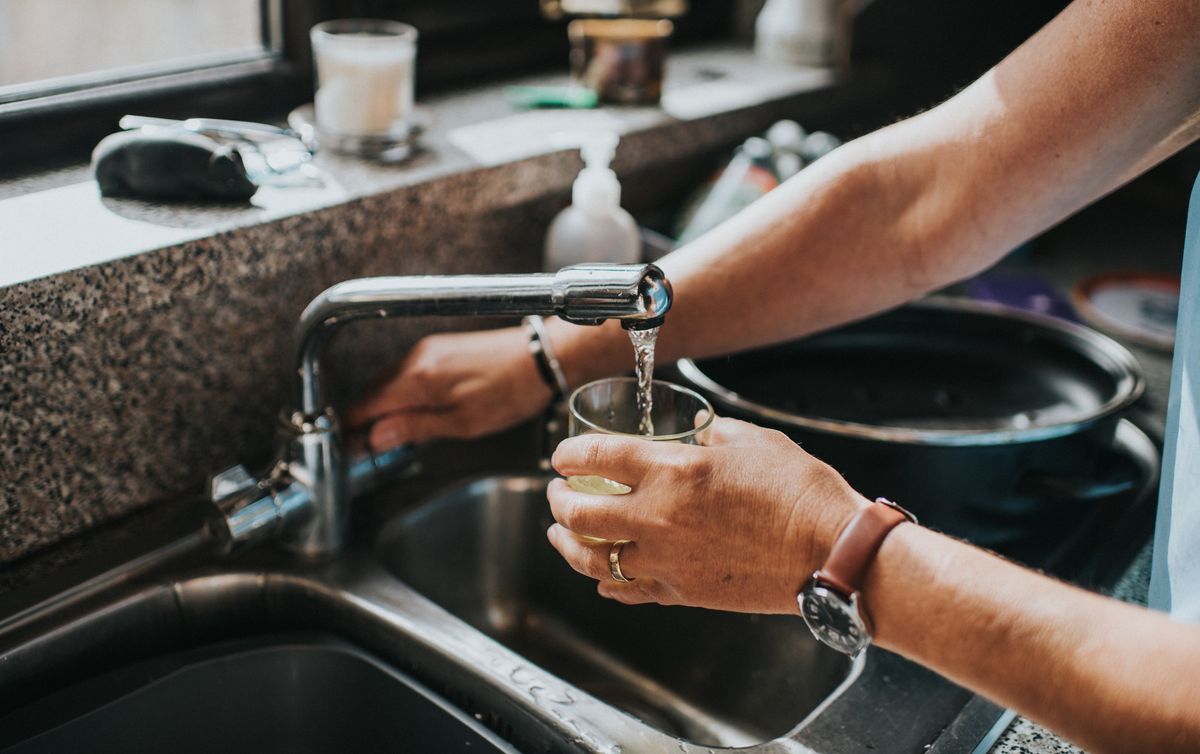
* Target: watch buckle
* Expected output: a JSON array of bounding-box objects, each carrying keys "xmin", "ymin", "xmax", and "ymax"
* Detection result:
[{"xmin": 875, "ymin": 496, "xmax": 918, "ymax": 525}]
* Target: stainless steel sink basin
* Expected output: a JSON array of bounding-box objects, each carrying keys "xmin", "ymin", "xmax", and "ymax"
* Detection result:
[
  {"xmin": 0, "ymin": 635, "xmax": 517, "ymax": 754},
  {"xmin": 378, "ymin": 475, "xmax": 859, "ymax": 748},
  {"xmin": 0, "ymin": 453, "xmax": 1040, "ymax": 754}
]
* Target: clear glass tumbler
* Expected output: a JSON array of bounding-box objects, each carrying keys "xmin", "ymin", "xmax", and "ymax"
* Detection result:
[{"xmin": 566, "ymin": 377, "xmax": 713, "ymax": 542}]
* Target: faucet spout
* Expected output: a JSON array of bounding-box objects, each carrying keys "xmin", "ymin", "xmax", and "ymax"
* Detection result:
[{"xmin": 294, "ymin": 263, "xmax": 671, "ymax": 417}]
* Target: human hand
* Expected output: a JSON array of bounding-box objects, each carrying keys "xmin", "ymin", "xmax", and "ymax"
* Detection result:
[
  {"xmin": 546, "ymin": 417, "xmax": 869, "ymax": 614},
  {"xmin": 345, "ymin": 327, "xmax": 552, "ymax": 449}
]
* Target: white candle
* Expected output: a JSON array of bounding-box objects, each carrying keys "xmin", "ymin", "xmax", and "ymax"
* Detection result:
[{"xmin": 311, "ymin": 20, "xmax": 417, "ymax": 138}]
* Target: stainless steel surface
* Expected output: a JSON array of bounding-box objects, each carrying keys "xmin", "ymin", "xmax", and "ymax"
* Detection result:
[
  {"xmin": 677, "ymin": 298, "xmax": 1144, "ymax": 446},
  {"xmin": 377, "ymin": 475, "xmax": 860, "ymax": 748},
  {"xmin": 232, "ymin": 263, "xmax": 674, "ymax": 560},
  {"xmin": 2, "ymin": 435, "xmax": 1156, "ymax": 752},
  {"xmin": 119, "ymin": 114, "xmax": 311, "ymax": 145},
  {"xmin": 0, "ymin": 479, "xmax": 860, "ymax": 753},
  {"xmin": 1, "ymin": 637, "xmax": 518, "ymax": 754},
  {"xmin": 208, "ymin": 438, "xmax": 416, "ymax": 555}
]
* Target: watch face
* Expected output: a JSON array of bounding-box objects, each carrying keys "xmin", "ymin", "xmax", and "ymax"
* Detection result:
[{"xmin": 799, "ymin": 585, "xmax": 870, "ymax": 656}]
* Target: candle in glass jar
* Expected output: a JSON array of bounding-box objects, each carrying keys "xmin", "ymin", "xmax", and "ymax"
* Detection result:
[{"xmin": 311, "ymin": 20, "xmax": 417, "ymax": 138}]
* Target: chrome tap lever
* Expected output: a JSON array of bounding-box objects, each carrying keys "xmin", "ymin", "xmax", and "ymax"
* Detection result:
[
  {"xmin": 210, "ymin": 464, "xmax": 257, "ymax": 503},
  {"xmin": 206, "ymin": 463, "xmax": 289, "ymax": 552}
]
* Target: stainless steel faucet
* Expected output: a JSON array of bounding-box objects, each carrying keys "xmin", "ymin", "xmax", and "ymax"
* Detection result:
[{"xmin": 209, "ymin": 263, "xmax": 672, "ymax": 559}]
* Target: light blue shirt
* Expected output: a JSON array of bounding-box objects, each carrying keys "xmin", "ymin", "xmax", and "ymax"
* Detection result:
[{"xmin": 1149, "ymin": 175, "xmax": 1200, "ymax": 619}]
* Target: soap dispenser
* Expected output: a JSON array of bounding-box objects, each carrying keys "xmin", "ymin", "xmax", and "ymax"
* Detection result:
[{"xmin": 544, "ymin": 132, "xmax": 641, "ymax": 271}]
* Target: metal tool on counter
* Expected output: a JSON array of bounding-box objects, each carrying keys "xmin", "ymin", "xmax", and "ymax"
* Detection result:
[
  {"xmin": 118, "ymin": 115, "xmax": 315, "ymax": 145},
  {"xmin": 118, "ymin": 114, "xmax": 319, "ymax": 187}
]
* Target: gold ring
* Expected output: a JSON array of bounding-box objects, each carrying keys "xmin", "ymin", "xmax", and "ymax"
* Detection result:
[{"xmin": 609, "ymin": 540, "xmax": 634, "ymax": 583}]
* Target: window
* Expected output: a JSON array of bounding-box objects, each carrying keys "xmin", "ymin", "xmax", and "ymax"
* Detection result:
[
  {"xmin": 0, "ymin": 0, "xmax": 276, "ymax": 104},
  {"xmin": 0, "ymin": 0, "xmax": 301, "ymax": 171}
]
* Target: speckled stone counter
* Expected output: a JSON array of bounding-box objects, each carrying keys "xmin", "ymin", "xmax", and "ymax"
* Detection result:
[{"xmin": 0, "ymin": 45, "xmax": 838, "ymax": 565}]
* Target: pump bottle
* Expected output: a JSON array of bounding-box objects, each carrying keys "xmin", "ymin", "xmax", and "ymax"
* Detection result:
[{"xmin": 544, "ymin": 133, "xmax": 641, "ymax": 271}]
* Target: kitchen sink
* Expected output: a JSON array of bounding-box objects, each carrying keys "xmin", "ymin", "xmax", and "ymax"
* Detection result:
[
  {"xmin": 0, "ymin": 635, "xmax": 517, "ymax": 754},
  {"xmin": 378, "ymin": 475, "xmax": 859, "ymax": 748},
  {"xmin": 2, "ymin": 420, "xmax": 1154, "ymax": 754}
]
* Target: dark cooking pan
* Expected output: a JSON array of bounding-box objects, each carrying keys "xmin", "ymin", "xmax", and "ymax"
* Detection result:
[{"xmin": 676, "ymin": 299, "xmax": 1145, "ymax": 544}]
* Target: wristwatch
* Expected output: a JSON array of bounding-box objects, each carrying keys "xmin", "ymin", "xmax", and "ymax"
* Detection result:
[{"xmin": 798, "ymin": 497, "xmax": 916, "ymax": 656}]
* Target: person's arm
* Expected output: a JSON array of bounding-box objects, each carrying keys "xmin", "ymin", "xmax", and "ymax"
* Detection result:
[
  {"xmin": 870, "ymin": 524, "xmax": 1200, "ymax": 754},
  {"xmin": 545, "ymin": 419, "xmax": 1200, "ymax": 754},
  {"xmin": 351, "ymin": 0, "xmax": 1200, "ymax": 445},
  {"xmin": 550, "ymin": 0, "xmax": 1200, "ymax": 386}
]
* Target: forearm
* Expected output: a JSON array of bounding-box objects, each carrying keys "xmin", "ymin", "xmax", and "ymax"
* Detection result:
[
  {"xmin": 549, "ymin": 135, "xmax": 959, "ymax": 386},
  {"xmin": 867, "ymin": 525, "xmax": 1200, "ymax": 753},
  {"xmin": 547, "ymin": 0, "xmax": 1200, "ymax": 387}
]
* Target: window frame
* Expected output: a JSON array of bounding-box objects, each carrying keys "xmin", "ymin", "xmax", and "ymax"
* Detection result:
[{"xmin": 0, "ymin": 0, "xmax": 317, "ymax": 172}]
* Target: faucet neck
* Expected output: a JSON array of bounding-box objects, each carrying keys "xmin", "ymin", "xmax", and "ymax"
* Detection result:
[{"xmin": 292, "ymin": 264, "xmax": 672, "ymax": 417}]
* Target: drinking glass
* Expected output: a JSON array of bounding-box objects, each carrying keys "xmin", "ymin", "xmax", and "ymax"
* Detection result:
[{"xmin": 566, "ymin": 377, "xmax": 713, "ymax": 543}]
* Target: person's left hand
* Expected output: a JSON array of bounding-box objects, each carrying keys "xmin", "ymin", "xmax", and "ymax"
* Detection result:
[{"xmin": 546, "ymin": 416, "xmax": 869, "ymax": 615}]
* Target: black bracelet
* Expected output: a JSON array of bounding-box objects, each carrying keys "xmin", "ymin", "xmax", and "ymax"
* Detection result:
[{"xmin": 522, "ymin": 315, "xmax": 570, "ymax": 401}]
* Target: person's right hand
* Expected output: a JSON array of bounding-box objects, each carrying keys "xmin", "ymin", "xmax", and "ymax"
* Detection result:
[
  {"xmin": 344, "ymin": 326, "xmax": 552, "ymax": 450},
  {"xmin": 545, "ymin": 416, "xmax": 869, "ymax": 614}
]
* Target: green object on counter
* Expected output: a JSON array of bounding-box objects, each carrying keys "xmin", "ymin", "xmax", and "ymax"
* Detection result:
[{"xmin": 506, "ymin": 86, "xmax": 598, "ymax": 109}]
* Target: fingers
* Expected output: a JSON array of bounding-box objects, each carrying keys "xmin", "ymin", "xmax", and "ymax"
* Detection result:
[
  {"xmin": 597, "ymin": 580, "xmax": 660, "ymax": 605},
  {"xmin": 546, "ymin": 478, "xmax": 645, "ymax": 542},
  {"xmin": 367, "ymin": 408, "xmax": 462, "ymax": 449},
  {"xmin": 546, "ymin": 524, "xmax": 644, "ymax": 583},
  {"xmin": 551, "ymin": 434, "xmax": 653, "ymax": 484},
  {"xmin": 346, "ymin": 377, "xmax": 440, "ymax": 430}
]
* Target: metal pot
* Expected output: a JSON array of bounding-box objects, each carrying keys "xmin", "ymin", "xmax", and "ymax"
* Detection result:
[{"xmin": 676, "ymin": 299, "xmax": 1146, "ymax": 545}]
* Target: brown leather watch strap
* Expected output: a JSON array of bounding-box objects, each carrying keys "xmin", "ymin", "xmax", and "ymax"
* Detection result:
[{"xmin": 815, "ymin": 498, "xmax": 915, "ymax": 599}]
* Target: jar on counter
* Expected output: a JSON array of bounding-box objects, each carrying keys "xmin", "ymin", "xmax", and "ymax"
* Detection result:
[{"xmin": 568, "ymin": 19, "xmax": 674, "ymax": 105}]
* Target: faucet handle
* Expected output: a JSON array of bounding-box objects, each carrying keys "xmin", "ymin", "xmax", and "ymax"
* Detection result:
[
  {"xmin": 209, "ymin": 464, "xmax": 257, "ymax": 503},
  {"xmin": 207, "ymin": 463, "xmax": 285, "ymax": 552}
]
